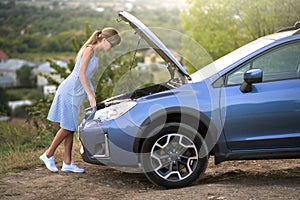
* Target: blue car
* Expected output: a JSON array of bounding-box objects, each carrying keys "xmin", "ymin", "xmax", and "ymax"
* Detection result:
[{"xmin": 79, "ymin": 11, "xmax": 300, "ymax": 188}]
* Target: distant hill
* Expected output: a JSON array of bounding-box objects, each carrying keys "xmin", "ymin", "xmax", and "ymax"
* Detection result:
[{"xmin": 0, "ymin": 0, "xmax": 184, "ymax": 58}]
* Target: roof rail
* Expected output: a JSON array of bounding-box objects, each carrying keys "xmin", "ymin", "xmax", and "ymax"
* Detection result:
[
  {"xmin": 293, "ymin": 29, "xmax": 300, "ymax": 35},
  {"xmin": 277, "ymin": 21, "xmax": 300, "ymax": 33}
]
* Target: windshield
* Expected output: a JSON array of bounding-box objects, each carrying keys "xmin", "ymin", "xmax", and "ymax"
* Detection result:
[{"xmin": 190, "ymin": 38, "xmax": 274, "ymax": 82}]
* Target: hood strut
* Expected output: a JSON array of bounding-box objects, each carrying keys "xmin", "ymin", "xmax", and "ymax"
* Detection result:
[
  {"xmin": 130, "ymin": 36, "xmax": 142, "ymax": 71},
  {"xmin": 122, "ymin": 36, "xmax": 142, "ymax": 93},
  {"xmin": 118, "ymin": 11, "xmax": 191, "ymax": 81}
]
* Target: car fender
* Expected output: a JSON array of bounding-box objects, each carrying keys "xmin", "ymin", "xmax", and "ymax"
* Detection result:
[{"xmin": 133, "ymin": 106, "xmax": 220, "ymax": 155}]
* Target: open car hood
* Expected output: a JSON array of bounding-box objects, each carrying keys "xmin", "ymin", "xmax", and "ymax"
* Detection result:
[{"xmin": 119, "ymin": 11, "xmax": 191, "ymax": 80}]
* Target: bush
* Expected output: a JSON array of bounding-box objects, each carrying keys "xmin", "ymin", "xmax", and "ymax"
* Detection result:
[
  {"xmin": 12, "ymin": 105, "xmax": 30, "ymax": 118},
  {"xmin": 0, "ymin": 121, "xmax": 53, "ymax": 153},
  {"xmin": 26, "ymin": 94, "xmax": 58, "ymax": 141},
  {"xmin": 5, "ymin": 88, "xmax": 44, "ymax": 101}
]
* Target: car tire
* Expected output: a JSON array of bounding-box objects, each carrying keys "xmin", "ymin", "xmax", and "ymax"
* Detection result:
[{"xmin": 140, "ymin": 122, "xmax": 208, "ymax": 188}]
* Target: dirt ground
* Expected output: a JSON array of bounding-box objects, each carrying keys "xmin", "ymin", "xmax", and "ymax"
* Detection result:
[{"xmin": 1, "ymin": 157, "xmax": 300, "ymax": 200}]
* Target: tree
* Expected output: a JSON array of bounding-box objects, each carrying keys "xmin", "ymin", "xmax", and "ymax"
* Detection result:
[
  {"xmin": 16, "ymin": 65, "xmax": 36, "ymax": 88},
  {"xmin": 95, "ymin": 52, "xmax": 141, "ymax": 102},
  {"xmin": 0, "ymin": 87, "xmax": 11, "ymax": 116},
  {"xmin": 181, "ymin": 0, "xmax": 300, "ymax": 71}
]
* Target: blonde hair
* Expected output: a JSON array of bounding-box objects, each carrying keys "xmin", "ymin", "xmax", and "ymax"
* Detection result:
[{"xmin": 78, "ymin": 27, "xmax": 121, "ymax": 55}]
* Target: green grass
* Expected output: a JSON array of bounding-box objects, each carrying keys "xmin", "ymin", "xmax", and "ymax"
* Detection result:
[
  {"xmin": 0, "ymin": 121, "xmax": 82, "ymax": 177},
  {"xmin": 0, "ymin": 121, "xmax": 47, "ymax": 177}
]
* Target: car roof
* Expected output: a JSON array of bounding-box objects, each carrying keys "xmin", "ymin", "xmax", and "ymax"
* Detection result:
[
  {"xmin": 262, "ymin": 29, "xmax": 300, "ymax": 41},
  {"xmin": 190, "ymin": 28, "xmax": 300, "ymax": 82}
]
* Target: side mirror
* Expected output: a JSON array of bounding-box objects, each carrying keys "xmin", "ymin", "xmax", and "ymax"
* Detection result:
[{"xmin": 240, "ymin": 69, "xmax": 263, "ymax": 93}]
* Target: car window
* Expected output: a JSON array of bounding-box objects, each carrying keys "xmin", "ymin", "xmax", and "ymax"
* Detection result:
[
  {"xmin": 226, "ymin": 41, "xmax": 300, "ymax": 86},
  {"xmin": 253, "ymin": 42, "xmax": 300, "ymax": 81},
  {"xmin": 226, "ymin": 63, "xmax": 250, "ymax": 85}
]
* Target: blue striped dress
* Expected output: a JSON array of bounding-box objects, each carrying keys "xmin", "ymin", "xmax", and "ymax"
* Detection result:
[{"xmin": 47, "ymin": 46, "xmax": 98, "ymax": 131}]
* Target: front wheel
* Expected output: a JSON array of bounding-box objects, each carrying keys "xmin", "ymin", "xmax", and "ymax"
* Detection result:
[{"xmin": 140, "ymin": 122, "xmax": 208, "ymax": 188}]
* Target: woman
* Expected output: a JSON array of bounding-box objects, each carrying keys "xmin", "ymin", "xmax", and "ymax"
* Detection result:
[{"xmin": 40, "ymin": 27, "xmax": 121, "ymax": 173}]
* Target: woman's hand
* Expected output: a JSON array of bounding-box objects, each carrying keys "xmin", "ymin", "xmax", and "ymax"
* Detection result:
[{"xmin": 88, "ymin": 93, "xmax": 96, "ymax": 107}]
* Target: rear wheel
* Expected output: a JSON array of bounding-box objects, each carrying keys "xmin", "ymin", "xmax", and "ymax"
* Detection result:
[{"xmin": 140, "ymin": 122, "xmax": 208, "ymax": 188}]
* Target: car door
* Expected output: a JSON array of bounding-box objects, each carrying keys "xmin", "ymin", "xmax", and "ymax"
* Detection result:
[{"xmin": 221, "ymin": 40, "xmax": 300, "ymax": 151}]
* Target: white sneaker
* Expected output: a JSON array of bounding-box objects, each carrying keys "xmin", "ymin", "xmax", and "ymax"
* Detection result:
[
  {"xmin": 39, "ymin": 152, "xmax": 58, "ymax": 173},
  {"xmin": 61, "ymin": 162, "xmax": 85, "ymax": 173}
]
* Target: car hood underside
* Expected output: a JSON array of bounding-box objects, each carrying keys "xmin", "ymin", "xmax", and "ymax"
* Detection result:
[{"xmin": 96, "ymin": 78, "xmax": 183, "ymax": 109}]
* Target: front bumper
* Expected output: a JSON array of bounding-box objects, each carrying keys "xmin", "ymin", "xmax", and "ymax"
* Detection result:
[{"xmin": 78, "ymin": 116, "xmax": 140, "ymax": 167}]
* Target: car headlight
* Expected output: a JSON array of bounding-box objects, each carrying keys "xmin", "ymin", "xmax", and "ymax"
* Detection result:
[{"xmin": 93, "ymin": 101, "xmax": 137, "ymax": 122}]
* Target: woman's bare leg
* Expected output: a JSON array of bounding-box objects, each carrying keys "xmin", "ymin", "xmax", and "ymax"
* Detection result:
[
  {"xmin": 46, "ymin": 128, "xmax": 74, "ymax": 158},
  {"xmin": 63, "ymin": 132, "xmax": 74, "ymax": 165}
]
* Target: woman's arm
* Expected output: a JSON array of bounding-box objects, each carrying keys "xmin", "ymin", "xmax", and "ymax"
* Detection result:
[{"xmin": 78, "ymin": 47, "xmax": 96, "ymax": 107}]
